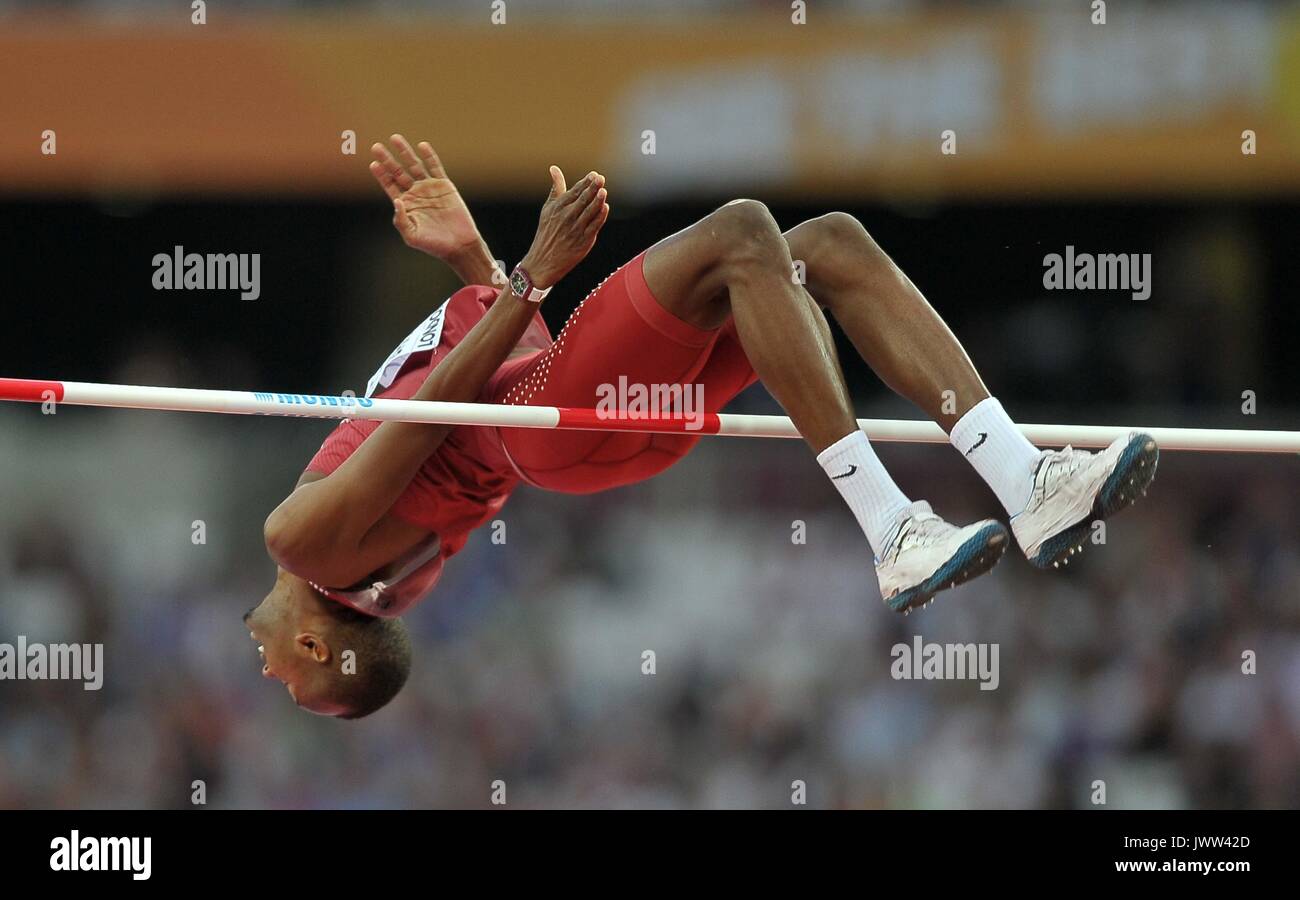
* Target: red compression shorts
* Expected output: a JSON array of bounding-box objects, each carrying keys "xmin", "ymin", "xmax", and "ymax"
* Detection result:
[{"xmin": 487, "ymin": 252, "xmax": 758, "ymax": 493}]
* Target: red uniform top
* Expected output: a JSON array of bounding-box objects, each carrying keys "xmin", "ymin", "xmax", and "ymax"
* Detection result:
[
  {"xmin": 302, "ymin": 285, "xmax": 550, "ymax": 617},
  {"xmin": 300, "ymin": 252, "xmax": 758, "ymax": 617}
]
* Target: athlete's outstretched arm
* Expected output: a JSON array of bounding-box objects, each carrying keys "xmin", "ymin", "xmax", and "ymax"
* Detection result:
[
  {"xmin": 265, "ymin": 167, "xmax": 610, "ymax": 587},
  {"xmin": 369, "ymin": 134, "xmax": 501, "ymax": 287}
]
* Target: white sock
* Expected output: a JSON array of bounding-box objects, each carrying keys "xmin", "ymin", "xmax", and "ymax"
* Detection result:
[
  {"xmin": 817, "ymin": 430, "xmax": 913, "ymax": 557},
  {"xmin": 949, "ymin": 397, "xmax": 1042, "ymax": 515}
]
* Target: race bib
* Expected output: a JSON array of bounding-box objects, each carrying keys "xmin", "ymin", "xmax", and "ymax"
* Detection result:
[{"xmin": 365, "ymin": 300, "xmax": 450, "ymax": 398}]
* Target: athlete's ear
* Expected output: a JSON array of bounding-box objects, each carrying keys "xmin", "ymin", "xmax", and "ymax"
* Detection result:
[
  {"xmin": 548, "ymin": 165, "xmax": 566, "ymax": 199},
  {"xmin": 294, "ymin": 631, "xmax": 331, "ymax": 664}
]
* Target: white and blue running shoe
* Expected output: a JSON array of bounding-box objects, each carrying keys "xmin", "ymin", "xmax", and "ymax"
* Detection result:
[
  {"xmin": 1012, "ymin": 432, "xmax": 1159, "ymax": 569},
  {"xmin": 875, "ymin": 501, "xmax": 1009, "ymax": 614}
]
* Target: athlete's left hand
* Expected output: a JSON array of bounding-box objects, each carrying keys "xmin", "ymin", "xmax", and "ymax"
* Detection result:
[
  {"xmin": 519, "ymin": 167, "xmax": 610, "ymax": 289},
  {"xmin": 370, "ymin": 135, "xmax": 481, "ymax": 260}
]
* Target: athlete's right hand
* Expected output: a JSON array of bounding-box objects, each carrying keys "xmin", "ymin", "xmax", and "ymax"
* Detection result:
[
  {"xmin": 370, "ymin": 134, "xmax": 482, "ymax": 261},
  {"xmin": 519, "ymin": 167, "xmax": 609, "ymax": 290}
]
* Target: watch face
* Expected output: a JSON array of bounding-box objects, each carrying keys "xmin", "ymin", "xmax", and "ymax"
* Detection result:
[{"xmin": 510, "ymin": 270, "xmax": 529, "ymax": 296}]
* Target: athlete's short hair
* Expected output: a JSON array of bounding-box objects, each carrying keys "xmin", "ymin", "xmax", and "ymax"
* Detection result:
[{"xmin": 322, "ymin": 606, "xmax": 412, "ymax": 719}]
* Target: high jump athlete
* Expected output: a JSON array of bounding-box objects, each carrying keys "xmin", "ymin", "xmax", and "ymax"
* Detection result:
[{"xmin": 245, "ymin": 135, "xmax": 1158, "ymax": 718}]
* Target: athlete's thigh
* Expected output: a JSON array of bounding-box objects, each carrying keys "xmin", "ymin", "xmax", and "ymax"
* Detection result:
[
  {"xmin": 694, "ymin": 319, "xmax": 759, "ymax": 410},
  {"xmin": 493, "ymin": 252, "xmax": 719, "ymax": 488},
  {"xmin": 781, "ymin": 222, "xmax": 843, "ymax": 368},
  {"xmin": 639, "ymin": 214, "xmax": 739, "ymax": 331}
]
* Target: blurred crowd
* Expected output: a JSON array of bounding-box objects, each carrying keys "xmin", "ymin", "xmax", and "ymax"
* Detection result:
[{"xmin": 0, "ymin": 394, "xmax": 1296, "ymax": 809}]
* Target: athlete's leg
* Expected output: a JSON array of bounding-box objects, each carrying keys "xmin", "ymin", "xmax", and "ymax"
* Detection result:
[
  {"xmin": 642, "ymin": 199, "xmax": 857, "ymax": 454},
  {"xmin": 782, "ymin": 212, "xmax": 989, "ymax": 432},
  {"xmin": 640, "ymin": 201, "xmax": 1008, "ymax": 609},
  {"xmin": 784, "ymin": 212, "xmax": 1041, "ymax": 518},
  {"xmin": 784, "ymin": 212, "xmax": 1158, "ymax": 568},
  {"xmin": 642, "ymin": 201, "xmax": 917, "ymax": 554}
]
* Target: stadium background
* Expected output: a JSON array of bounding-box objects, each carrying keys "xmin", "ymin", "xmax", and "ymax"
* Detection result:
[{"xmin": 1, "ymin": 1, "xmax": 1298, "ymax": 808}]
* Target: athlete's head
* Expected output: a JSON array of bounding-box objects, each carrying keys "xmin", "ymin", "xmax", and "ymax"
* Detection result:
[{"xmin": 244, "ymin": 569, "xmax": 411, "ymax": 718}]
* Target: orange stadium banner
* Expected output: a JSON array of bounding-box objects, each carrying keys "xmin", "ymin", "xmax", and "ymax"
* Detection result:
[{"xmin": 2, "ymin": 8, "xmax": 1299, "ymax": 198}]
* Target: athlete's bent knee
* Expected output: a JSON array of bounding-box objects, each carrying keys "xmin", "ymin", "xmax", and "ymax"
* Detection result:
[
  {"xmin": 709, "ymin": 199, "xmax": 787, "ymax": 277},
  {"xmin": 804, "ymin": 211, "xmax": 879, "ymax": 259},
  {"xmin": 714, "ymin": 198, "xmax": 780, "ymax": 236}
]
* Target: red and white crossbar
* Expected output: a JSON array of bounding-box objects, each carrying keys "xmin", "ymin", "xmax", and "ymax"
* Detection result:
[{"xmin": 1, "ymin": 377, "xmax": 1296, "ymax": 453}]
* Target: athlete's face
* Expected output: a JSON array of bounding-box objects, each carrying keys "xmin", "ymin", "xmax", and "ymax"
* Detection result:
[{"xmin": 244, "ymin": 574, "xmax": 348, "ymax": 716}]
